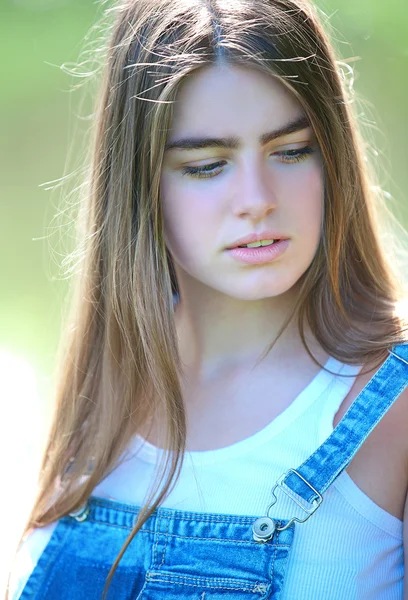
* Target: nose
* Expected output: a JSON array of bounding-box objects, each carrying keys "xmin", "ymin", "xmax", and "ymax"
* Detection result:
[{"xmin": 231, "ymin": 157, "xmax": 278, "ymax": 220}]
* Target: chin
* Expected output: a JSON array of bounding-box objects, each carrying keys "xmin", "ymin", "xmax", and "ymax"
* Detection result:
[{"xmin": 217, "ymin": 279, "xmax": 301, "ymax": 302}]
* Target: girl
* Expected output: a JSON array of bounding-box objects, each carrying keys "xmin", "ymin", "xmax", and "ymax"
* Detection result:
[{"xmin": 7, "ymin": 0, "xmax": 408, "ymax": 598}]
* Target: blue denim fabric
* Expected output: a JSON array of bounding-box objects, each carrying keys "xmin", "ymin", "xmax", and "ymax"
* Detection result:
[
  {"xmin": 20, "ymin": 344, "xmax": 408, "ymax": 600},
  {"xmin": 21, "ymin": 500, "xmax": 294, "ymax": 599}
]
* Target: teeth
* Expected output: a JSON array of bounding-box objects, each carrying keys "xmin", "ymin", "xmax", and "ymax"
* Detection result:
[{"xmin": 245, "ymin": 239, "xmax": 276, "ymax": 248}]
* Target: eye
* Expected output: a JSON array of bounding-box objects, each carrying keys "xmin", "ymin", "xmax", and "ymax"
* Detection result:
[
  {"xmin": 181, "ymin": 160, "xmax": 226, "ymax": 179},
  {"xmin": 277, "ymin": 146, "xmax": 315, "ymax": 164},
  {"xmin": 180, "ymin": 146, "xmax": 315, "ymax": 179}
]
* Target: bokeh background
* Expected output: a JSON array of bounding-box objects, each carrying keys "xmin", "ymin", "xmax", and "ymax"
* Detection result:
[{"xmin": 1, "ymin": 0, "xmax": 407, "ymax": 590}]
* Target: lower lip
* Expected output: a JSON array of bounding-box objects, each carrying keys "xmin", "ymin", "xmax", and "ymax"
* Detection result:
[{"xmin": 227, "ymin": 239, "xmax": 290, "ymax": 264}]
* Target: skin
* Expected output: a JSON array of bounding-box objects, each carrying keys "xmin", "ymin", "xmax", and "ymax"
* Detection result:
[
  {"xmin": 160, "ymin": 64, "xmax": 326, "ymax": 380},
  {"xmin": 157, "ymin": 67, "xmax": 408, "ymax": 570}
]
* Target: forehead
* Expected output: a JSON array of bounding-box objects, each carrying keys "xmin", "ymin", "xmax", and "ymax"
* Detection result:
[{"xmin": 169, "ymin": 64, "xmax": 303, "ymax": 138}]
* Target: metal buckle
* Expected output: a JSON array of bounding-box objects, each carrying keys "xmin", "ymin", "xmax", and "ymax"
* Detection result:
[{"xmin": 266, "ymin": 469, "xmax": 323, "ymax": 532}]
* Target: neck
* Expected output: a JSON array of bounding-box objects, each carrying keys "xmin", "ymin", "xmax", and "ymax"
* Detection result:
[{"xmin": 174, "ymin": 278, "xmax": 324, "ymax": 384}]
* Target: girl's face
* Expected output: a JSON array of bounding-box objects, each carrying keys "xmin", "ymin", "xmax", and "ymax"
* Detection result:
[{"xmin": 160, "ymin": 65, "xmax": 324, "ymax": 301}]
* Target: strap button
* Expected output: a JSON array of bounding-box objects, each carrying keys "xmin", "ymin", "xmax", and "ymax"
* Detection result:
[
  {"xmin": 68, "ymin": 502, "xmax": 89, "ymax": 522},
  {"xmin": 252, "ymin": 516, "xmax": 276, "ymax": 542}
]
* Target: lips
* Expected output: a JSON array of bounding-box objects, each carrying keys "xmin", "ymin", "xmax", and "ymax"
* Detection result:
[
  {"xmin": 226, "ymin": 232, "xmax": 288, "ymax": 249},
  {"xmin": 227, "ymin": 238, "xmax": 290, "ymax": 264}
]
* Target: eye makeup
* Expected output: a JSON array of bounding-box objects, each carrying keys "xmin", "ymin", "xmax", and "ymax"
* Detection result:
[{"xmin": 181, "ymin": 145, "xmax": 315, "ymax": 179}]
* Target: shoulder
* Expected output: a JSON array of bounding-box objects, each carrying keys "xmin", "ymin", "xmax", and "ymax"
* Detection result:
[
  {"xmin": 374, "ymin": 361, "xmax": 408, "ymax": 471},
  {"xmin": 351, "ymin": 350, "xmax": 408, "ymax": 475},
  {"xmin": 386, "ymin": 349, "xmax": 408, "ymax": 472}
]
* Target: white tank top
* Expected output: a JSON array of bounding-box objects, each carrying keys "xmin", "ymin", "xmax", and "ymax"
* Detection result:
[{"xmin": 9, "ymin": 356, "xmax": 404, "ymax": 599}]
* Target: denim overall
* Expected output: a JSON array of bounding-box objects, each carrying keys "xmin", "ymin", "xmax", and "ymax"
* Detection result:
[{"xmin": 20, "ymin": 344, "xmax": 408, "ymax": 600}]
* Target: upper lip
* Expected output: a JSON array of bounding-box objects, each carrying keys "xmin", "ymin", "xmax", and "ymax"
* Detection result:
[{"xmin": 226, "ymin": 232, "xmax": 288, "ymax": 249}]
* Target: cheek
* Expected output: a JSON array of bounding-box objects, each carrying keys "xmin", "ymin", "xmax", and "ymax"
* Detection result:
[
  {"xmin": 284, "ymin": 161, "xmax": 324, "ymax": 234},
  {"xmin": 160, "ymin": 158, "xmax": 324, "ymax": 262},
  {"xmin": 160, "ymin": 173, "xmax": 182, "ymax": 248},
  {"xmin": 160, "ymin": 174, "xmax": 214, "ymax": 263}
]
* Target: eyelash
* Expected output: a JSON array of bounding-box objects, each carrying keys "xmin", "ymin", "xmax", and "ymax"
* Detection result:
[{"xmin": 181, "ymin": 147, "xmax": 315, "ymax": 179}]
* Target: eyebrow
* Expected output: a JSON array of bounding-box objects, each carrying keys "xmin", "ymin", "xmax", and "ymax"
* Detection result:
[{"xmin": 164, "ymin": 114, "xmax": 311, "ymax": 152}]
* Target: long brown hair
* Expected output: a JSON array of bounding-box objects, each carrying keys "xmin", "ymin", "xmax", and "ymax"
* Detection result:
[{"xmin": 9, "ymin": 0, "xmax": 408, "ymax": 598}]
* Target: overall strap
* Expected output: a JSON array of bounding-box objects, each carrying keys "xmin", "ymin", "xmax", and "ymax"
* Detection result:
[{"xmin": 283, "ymin": 343, "xmax": 408, "ymax": 504}]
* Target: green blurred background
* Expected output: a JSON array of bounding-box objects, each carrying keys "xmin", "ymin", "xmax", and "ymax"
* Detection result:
[{"xmin": 1, "ymin": 0, "xmax": 408, "ymax": 448}]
